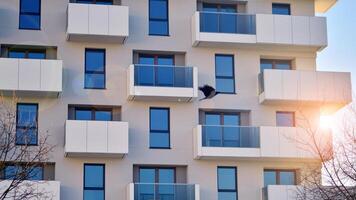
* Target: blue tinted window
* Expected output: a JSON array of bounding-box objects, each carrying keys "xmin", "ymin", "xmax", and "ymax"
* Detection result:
[
  {"xmin": 138, "ymin": 168, "xmax": 175, "ymax": 199},
  {"xmin": 85, "ymin": 49, "xmax": 105, "ymax": 89},
  {"xmin": 150, "ymin": 108, "xmax": 170, "ymax": 148},
  {"xmin": 8, "ymin": 50, "xmax": 45, "ymax": 59},
  {"xmin": 272, "ymin": 3, "xmax": 291, "ymax": 15},
  {"xmin": 4, "ymin": 165, "xmax": 43, "ymax": 180},
  {"xmin": 215, "ymin": 55, "xmax": 235, "ymax": 93},
  {"xmin": 75, "ymin": 108, "xmax": 112, "ymax": 121},
  {"xmin": 4, "ymin": 166, "xmax": 19, "ymax": 180},
  {"xmin": 16, "ymin": 104, "xmax": 38, "ymax": 145},
  {"xmin": 218, "ymin": 167, "xmax": 237, "ymax": 200},
  {"xmin": 95, "ymin": 111, "xmax": 112, "ymax": 121},
  {"xmin": 19, "ymin": 0, "xmax": 41, "ymax": 30},
  {"xmin": 9, "ymin": 51, "xmax": 26, "ymax": 58},
  {"xmin": 149, "ymin": 0, "xmax": 169, "ymax": 35},
  {"xmin": 76, "ymin": 0, "xmax": 113, "ymax": 4},
  {"xmin": 264, "ymin": 170, "xmax": 296, "ymax": 186},
  {"xmin": 264, "ymin": 171, "xmax": 277, "ymax": 187},
  {"xmin": 28, "ymin": 52, "xmax": 45, "ymax": 59},
  {"xmin": 84, "ymin": 164, "xmax": 105, "ymax": 200},
  {"xmin": 28, "ymin": 166, "xmax": 43, "ymax": 180},
  {"xmin": 75, "ymin": 110, "xmax": 92, "ymax": 120},
  {"xmin": 280, "ymin": 171, "xmax": 295, "ymax": 185},
  {"xmin": 276, "ymin": 112, "xmax": 295, "ymax": 127}
]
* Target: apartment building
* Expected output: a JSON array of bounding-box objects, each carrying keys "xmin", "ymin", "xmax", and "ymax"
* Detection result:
[{"xmin": 0, "ymin": 0, "xmax": 352, "ymax": 200}]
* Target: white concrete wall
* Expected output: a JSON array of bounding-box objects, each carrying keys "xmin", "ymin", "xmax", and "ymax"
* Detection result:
[
  {"xmin": 264, "ymin": 185, "xmax": 300, "ymax": 200},
  {"xmin": 0, "ymin": 58, "xmax": 62, "ymax": 95},
  {"xmin": 65, "ymin": 120, "xmax": 129, "ymax": 157},
  {"xmin": 67, "ymin": 3, "xmax": 129, "ymax": 43},
  {"xmin": 0, "ymin": 180, "xmax": 60, "ymax": 200}
]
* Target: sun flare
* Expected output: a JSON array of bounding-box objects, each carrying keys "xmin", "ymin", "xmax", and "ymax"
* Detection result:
[{"xmin": 319, "ymin": 115, "xmax": 334, "ymax": 129}]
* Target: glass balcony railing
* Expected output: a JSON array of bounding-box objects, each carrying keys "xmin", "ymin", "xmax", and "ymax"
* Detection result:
[
  {"xmin": 199, "ymin": 11, "xmax": 256, "ymax": 34},
  {"xmin": 134, "ymin": 183, "xmax": 196, "ymax": 200},
  {"xmin": 134, "ymin": 65, "xmax": 194, "ymax": 88},
  {"xmin": 202, "ymin": 125, "xmax": 260, "ymax": 148}
]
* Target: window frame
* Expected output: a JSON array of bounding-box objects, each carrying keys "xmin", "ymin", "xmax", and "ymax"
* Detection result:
[
  {"xmin": 8, "ymin": 48, "xmax": 46, "ymax": 59},
  {"xmin": 215, "ymin": 54, "xmax": 236, "ymax": 94},
  {"xmin": 138, "ymin": 54, "xmax": 175, "ymax": 65},
  {"xmin": 272, "ymin": 3, "xmax": 291, "ymax": 15},
  {"xmin": 138, "ymin": 166, "xmax": 176, "ymax": 183},
  {"xmin": 217, "ymin": 166, "xmax": 238, "ymax": 200},
  {"xmin": 149, "ymin": 107, "xmax": 171, "ymax": 149},
  {"xmin": 276, "ymin": 111, "xmax": 295, "ymax": 127},
  {"xmin": 15, "ymin": 103, "xmax": 39, "ymax": 146},
  {"xmin": 3, "ymin": 164, "xmax": 44, "ymax": 180},
  {"xmin": 148, "ymin": 0, "xmax": 170, "ymax": 36},
  {"xmin": 84, "ymin": 48, "xmax": 106, "ymax": 89},
  {"xmin": 75, "ymin": 0, "xmax": 113, "ymax": 4},
  {"xmin": 264, "ymin": 169, "xmax": 297, "ymax": 186},
  {"xmin": 19, "ymin": 0, "xmax": 41, "ymax": 30},
  {"xmin": 83, "ymin": 163, "xmax": 105, "ymax": 200},
  {"xmin": 74, "ymin": 107, "xmax": 113, "ymax": 121},
  {"xmin": 260, "ymin": 59, "xmax": 292, "ymax": 71},
  {"xmin": 202, "ymin": 2, "xmax": 237, "ymax": 12}
]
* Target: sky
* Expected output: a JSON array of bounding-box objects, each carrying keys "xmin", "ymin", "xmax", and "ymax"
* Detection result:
[{"xmin": 317, "ymin": 0, "xmax": 356, "ymax": 94}]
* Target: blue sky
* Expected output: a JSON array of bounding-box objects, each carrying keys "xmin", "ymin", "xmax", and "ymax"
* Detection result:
[{"xmin": 317, "ymin": 0, "xmax": 356, "ymax": 94}]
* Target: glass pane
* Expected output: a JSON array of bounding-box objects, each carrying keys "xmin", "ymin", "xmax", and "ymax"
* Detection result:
[
  {"xmin": 138, "ymin": 169, "xmax": 155, "ymax": 199},
  {"xmin": 28, "ymin": 166, "xmax": 43, "ymax": 180},
  {"xmin": 260, "ymin": 60, "xmax": 273, "ymax": 72},
  {"xmin": 276, "ymin": 112, "xmax": 294, "ymax": 127},
  {"xmin": 139, "ymin": 168, "xmax": 155, "ymax": 183},
  {"xmin": 17, "ymin": 104, "xmax": 37, "ymax": 127},
  {"xmin": 272, "ymin": 4, "xmax": 291, "ymax": 15},
  {"xmin": 223, "ymin": 115, "xmax": 239, "ymax": 126},
  {"xmin": 202, "ymin": 3, "xmax": 218, "ymax": 12},
  {"xmin": 174, "ymin": 67, "xmax": 193, "ymax": 88},
  {"xmin": 21, "ymin": 0, "xmax": 40, "ymax": 13},
  {"xmin": 84, "ymin": 190, "xmax": 104, "ymax": 200},
  {"xmin": 4, "ymin": 166, "xmax": 20, "ymax": 180},
  {"xmin": 218, "ymin": 192, "xmax": 237, "ymax": 200},
  {"xmin": 216, "ymin": 78, "xmax": 234, "ymax": 93},
  {"xmin": 157, "ymin": 57, "xmax": 174, "ymax": 65},
  {"xmin": 218, "ymin": 168, "xmax": 236, "ymax": 190},
  {"xmin": 264, "ymin": 171, "xmax": 277, "ymax": 187},
  {"xmin": 96, "ymin": 0, "xmax": 113, "ymax": 5},
  {"xmin": 220, "ymin": 14, "xmax": 236, "ymax": 33},
  {"xmin": 275, "ymin": 61, "xmax": 291, "ymax": 70},
  {"xmin": 20, "ymin": 15, "xmax": 40, "ymax": 30},
  {"xmin": 86, "ymin": 50, "xmax": 105, "ymax": 72},
  {"xmin": 95, "ymin": 111, "xmax": 112, "ymax": 121},
  {"xmin": 9, "ymin": 51, "xmax": 25, "ymax": 58},
  {"xmin": 76, "ymin": 0, "xmax": 93, "ymax": 4},
  {"xmin": 85, "ymin": 74, "xmax": 105, "ymax": 89},
  {"xmin": 75, "ymin": 110, "xmax": 92, "ymax": 120},
  {"xmin": 135, "ymin": 65, "xmax": 154, "ymax": 86},
  {"xmin": 28, "ymin": 52, "xmax": 45, "ymax": 59},
  {"xmin": 84, "ymin": 165, "xmax": 104, "ymax": 188},
  {"xmin": 149, "ymin": 0, "xmax": 168, "ymax": 20},
  {"xmin": 16, "ymin": 128, "xmax": 37, "ymax": 145},
  {"xmin": 220, "ymin": 5, "xmax": 237, "ymax": 13},
  {"xmin": 150, "ymin": 132, "xmax": 169, "ymax": 148},
  {"xmin": 158, "ymin": 169, "xmax": 174, "ymax": 183},
  {"xmin": 204, "ymin": 126, "xmax": 222, "ymax": 147},
  {"xmin": 205, "ymin": 114, "xmax": 221, "ymax": 125},
  {"xmin": 280, "ymin": 171, "xmax": 295, "ymax": 185},
  {"xmin": 139, "ymin": 56, "xmax": 155, "ymax": 65},
  {"xmin": 216, "ymin": 56, "xmax": 234, "ymax": 77},
  {"xmin": 150, "ymin": 109, "xmax": 169, "ymax": 131},
  {"xmin": 156, "ymin": 67, "xmax": 174, "ymax": 86},
  {"xmin": 149, "ymin": 20, "xmax": 168, "ymax": 35},
  {"xmin": 200, "ymin": 12, "xmax": 218, "ymax": 33},
  {"xmin": 223, "ymin": 127, "xmax": 239, "ymax": 147}
]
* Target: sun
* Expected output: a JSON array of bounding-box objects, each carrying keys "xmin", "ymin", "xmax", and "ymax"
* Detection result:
[{"xmin": 319, "ymin": 115, "xmax": 334, "ymax": 129}]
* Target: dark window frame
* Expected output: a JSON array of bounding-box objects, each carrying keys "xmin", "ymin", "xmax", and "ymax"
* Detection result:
[
  {"xmin": 3, "ymin": 164, "xmax": 44, "ymax": 180},
  {"xmin": 138, "ymin": 166, "xmax": 176, "ymax": 183},
  {"xmin": 217, "ymin": 166, "xmax": 238, "ymax": 199},
  {"xmin": 84, "ymin": 48, "xmax": 106, "ymax": 89},
  {"xmin": 138, "ymin": 54, "xmax": 175, "ymax": 65},
  {"xmin": 8, "ymin": 48, "xmax": 46, "ymax": 59},
  {"xmin": 202, "ymin": 2, "xmax": 237, "ymax": 12},
  {"xmin": 16, "ymin": 103, "xmax": 39, "ymax": 146},
  {"xmin": 149, "ymin": 0, "xmax": 170, "ymax": 36},
  {"xmin": 264, "ymin": 169, "xmax": 297, "ymax": 185},
  {"xmin": 204, "ymin": 112, "xmax": 241, "ymax": 125},
  {"xmin": 215, "ymin": 54, "xmax": 236, "ymax": 94},
  {"xmin": 83, "ymin": 163, "xmax": 105, "ymax": 200},
  {"xmin": 75, "ymin": 0, "xmax": 113, "ymax": 4},
  {"xmin": 260, "ymin": 59, "xmax": 292, "ymax": 71},
  {"xmin": 149, "ymin": 107, "xmax": 171, "ymax": 149},
  {"xmin": 272, "ymin": 3, "xmax": 291, "ymax": 15},
  {"xmin": 19, "ymin": 0, "xmax": 41, "ymax": 30},
  {"xmin": 74, "ymin": 107, "xmax": 113, "ymax": 121},
  {"xmin": 276, "ymin": 111, "xmax": 296, "ymax": 127}
]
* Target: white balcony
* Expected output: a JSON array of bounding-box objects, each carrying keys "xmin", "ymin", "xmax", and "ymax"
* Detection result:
[
  {"xmin": 263, "ymin": 185, "xmax": 300, "ymax": 200},
  {"xmin": 259, "ymin": 69, "xmax": 352, "ymax": 113},
  {"xmin": 193, "ymin": 125, "xmax": 331, "ymax": 160},
  {"xmin": 65, "ymin": 120, "xmax": 129, "ymax": 158},
  {"xmin": 66, "ymin": 3, "xmax": 129, "ymax": 43},
  {"xmin": 0, "ymin": 58, "xmax": 62, "ymax": 97},
  {"xmin": 192, "ymin": 12, "xmax": 327, "ymax": 50},
  {"xmin": 127, "ymin": 65, "xmax": 198, "ymax": 102},
  {"xmin": 126, "ymin": 183, "xmax": 200, "ymax": 200},
  {"xmin": 0, "ymin": 180, "xmax": 60, "ymax": 200}
]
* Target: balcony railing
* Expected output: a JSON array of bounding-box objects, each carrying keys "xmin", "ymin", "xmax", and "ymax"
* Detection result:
[
  {"xmin": 202, "ymin": 125, "xmax": 260, "ymax": 148},
  {"xmin": 199, "ymin": 11, "xmax": 256, "ymax": 34},
  {"xmin": 133, "ymin": 183, "xmax": 198, "ymax": 200},
  {"xmin": 134, "ymin": 64, "xmax": 194, "ymax": 88},
  {"xmin": 258, "ymin": 72, "xmax": 264, "ymax": 94}
]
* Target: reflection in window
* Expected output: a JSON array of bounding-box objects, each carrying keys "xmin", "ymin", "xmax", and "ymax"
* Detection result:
[
  {"xmin": 4, "ymin": 165, "xmax": 43, "ymax": 180},
  {"xmin": 85, "ymin": 49, "xmax": 106, "ymax": 89},
  {"xmin": 8, "ymin": 49, "xmax": 46, "ymax": 59},
  {"xmin": 75, "ymin": 108, "xmax": 112, "ymax": 121},
  {"xmin": 218, "ymin": 167, "xmax": 237, "ymax": 200},
  {"xmin": 19, "ymin": 0, "xmax": 41, "ymax": 30},
  {"xmin": 260, "ymin": 59, "xmax": 292, "ymax": 72},
  {"xmin": 76, "ymin": 0, "xmax": 113, "ymax": 5},
  {"xmin": 84, "ymin": 164, "xmax": 105, "ymax": 200},
  {"xmin": 215, "ymin": 55, "xmax": 235, "ymax": 93},
  {"xmin": 272, "ymin": 3, "xmax": 291, "ymax": 15},
  {"xmin": 16, "ymin": 104, "xmax": 38, "ymax": 145},
  {"xmin": 276, "ymin": 111, "xmax": 295, "ymax": 127},
  {"xmin": 264, "ymin": 169, "xmax": 296, "ymax": 187},
  {"xmin": 149, "ymin": 108, "xmax": 170, "ymax": 148},
  {"xmin": 149, "ymin": 0, "xmax": 169, "ymax": 35}
]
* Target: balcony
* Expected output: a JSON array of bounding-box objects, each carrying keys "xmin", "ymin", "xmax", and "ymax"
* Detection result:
[
  {"xmin": 0, "ymin": 58, "xmax": 62, "ymax": 97},
  {"xmin": 126, "ymin": 183, "xmax": 200, "ymax": 200},
  {"xmin": 127, "ymin": 64, "xmax": 198, "ymax": 102},
  {"xmin": 259, "ymin": 69, "xmax": 352, "ymax": 113},
  {"xmin": 0, "ymin": 180, "xmax": 60, "ymax": 200},
  {"xmin": 64, "ymin": 120, "xmax": 128, "ymax": 158},
  {"xmin": 193, "ymin": 125, "xmax": 331, "ymax": 160},
  {"xmin": 66, "ymin": 3, "xmax": 129, "ymax": 43},
  {"xmin": 262, "ymin": 185, "xmax": 299, "ymax": 200},
  {"xmin": 192, "ymin": 12, "xmax": 327, "ymax": 50}
]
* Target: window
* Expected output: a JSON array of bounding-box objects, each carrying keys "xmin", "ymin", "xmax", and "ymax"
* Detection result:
[
  {"xmin": 3, "ymin": 165, "xmax": 43, "ymax": 180},
  {"xmin": 201, "ymin": 3, "xmax": 237, "ymax": 33},
  {"xmin": 260, "ymin": 59, "xmax": 292, "ymax": 72},
  {"xmin": 218, "ymin": 167, "xmax": 237, "ymax": 200},
  {"xmin": 149, "ymin": 108, "xmax": 170, "ymax": 148},
  {"xmin": 215, "ymin": 55, "xmax": 235, "ymax": 93},
  {"xmin": 149, "ymin": 0, "xmax": 169, "ymax": 36},
  {"xmin": 272, "ymin": 3, "xmax": 291, "ymax": 15},
  {"xmin": 85, "ymin": 49, "xmax": 106, "ymax": 89},
  {"xmin": 76, "ymin": 0, "xmax": 113, "ymax": 5},
  {"xmin": 19, "ymin": 0, "xmax": 41, "ymax": 30},
  {"xmin": 8, "ymin": 49, "xmax": 46, "ymax": 59},
  {"xmin": 75, "ymin": 107, "xmax": 112, "ymax": 121},
  {"xmin": 16, "ymin": 104, "xmax": 38, "ymax": 145},
  {"xmin": 276, "ymin": 111, "xmax": 295, "ymax": 127},
  {"xmin": 264, "ymin": 169, "xmax": 296, "ymax": 187},
  {"xmin": 84, "ymin": 164, "xmax": 105, "ymax": 200}
]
